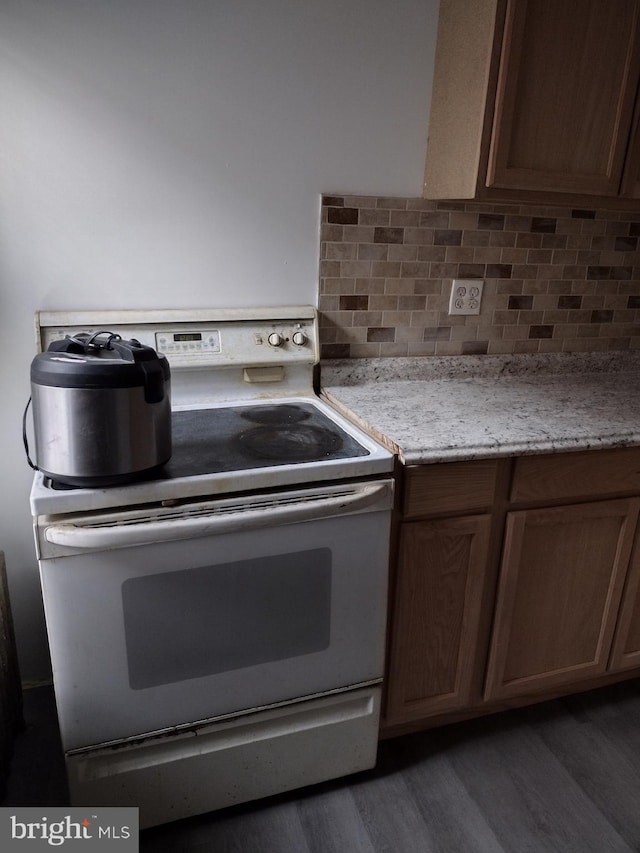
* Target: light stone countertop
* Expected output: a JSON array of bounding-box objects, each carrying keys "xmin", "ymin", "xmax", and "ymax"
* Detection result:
[{"xmin": 320, "ymin": 352, "xmax": 640, "ymax": 465}]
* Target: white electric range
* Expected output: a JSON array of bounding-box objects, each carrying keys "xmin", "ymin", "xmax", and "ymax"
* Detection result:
[{"xmin": 30, "ymin": 306, "xmax": 394, "ymax": 828}]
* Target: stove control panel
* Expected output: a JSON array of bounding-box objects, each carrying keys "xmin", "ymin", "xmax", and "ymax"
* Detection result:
[
  {"xmin": 155, "ymin": 330, "xmax": 222, "ymax": 355},
  {"xmin": 36, "ymin": 308, "xmax": 319, "ymax": 368}
]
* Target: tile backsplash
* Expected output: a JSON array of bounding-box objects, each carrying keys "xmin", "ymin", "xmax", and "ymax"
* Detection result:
[{"xmin": 318, "ymin": 195, "xmax": 640, "ymax": 358}]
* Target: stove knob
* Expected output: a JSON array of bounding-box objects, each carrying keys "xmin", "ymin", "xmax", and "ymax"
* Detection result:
[
  {"xmin": 268, "ymin": 332, "xmax": 284, "ymax": 347},
  {"xmin": 292, "ymin": 331, "xmax": 307, "ymax": 346}
]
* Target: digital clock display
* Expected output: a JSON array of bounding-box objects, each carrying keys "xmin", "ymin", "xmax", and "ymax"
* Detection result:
[{"xmin": 173, "ymin": 333, "xmax": 202, "ymax": 342}]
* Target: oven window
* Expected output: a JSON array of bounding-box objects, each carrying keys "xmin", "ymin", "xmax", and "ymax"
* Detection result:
[{"xmin": 121, "ymin": 548, "xmax": 332, "ymax": 689}]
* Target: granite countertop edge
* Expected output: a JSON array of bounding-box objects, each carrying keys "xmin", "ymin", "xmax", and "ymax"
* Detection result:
[{"xmin": 320, "ymin": 352, "xmax": 640, "ymax": 465}]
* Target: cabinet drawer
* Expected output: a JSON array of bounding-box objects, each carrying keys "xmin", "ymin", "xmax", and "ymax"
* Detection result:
[
  {"xmin": 511, "ymin": 447, "xmax": 640, "ymax": 503},
  {"xmin": 403, "ymin": 460, "xmax": 499, "ymax": 518}
]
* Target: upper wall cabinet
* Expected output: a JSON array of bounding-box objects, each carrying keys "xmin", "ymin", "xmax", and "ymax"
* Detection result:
[{"xmin": 424, "ymin": 0, "xmax": 640, "ymax": 207}]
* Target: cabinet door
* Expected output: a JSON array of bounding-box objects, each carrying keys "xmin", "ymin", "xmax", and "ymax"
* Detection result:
[
  {"xmin": 385, "ymin": 515, "xmax": 491, "ymax": 725},
  {"xmin": 487, "ymin": 0, "xmax": 640, "ymax": 196},
  {"xmin": 609, "ymin": 532, "xmax": 640, "ymax": 671},
  {"xmin": 485, "ymin": 499, "xmax": 639, "ymax": 701}
]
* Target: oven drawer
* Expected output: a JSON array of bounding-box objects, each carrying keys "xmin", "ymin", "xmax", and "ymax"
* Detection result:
[
  {"xmin": 67, "ymin": 686, "xmax": 381, "ymax": 828},
  {"xmin": 38, "ymin": 480, "xmax": 393, "ymax": 751}
]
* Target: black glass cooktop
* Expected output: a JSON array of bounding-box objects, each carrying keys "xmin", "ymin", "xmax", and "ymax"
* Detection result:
[
  {"xmin": 163, "ymin": 401, "xmax": 369, "ymax": 479},
  {"xmin": 45, "ymin": 402, "xmax": 371, "ymax": 490}
]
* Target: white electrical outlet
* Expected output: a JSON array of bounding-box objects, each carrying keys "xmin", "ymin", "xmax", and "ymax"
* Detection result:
[{"xmin": 448, "ymin": 279, "xmax": 484, "ymax": 315}]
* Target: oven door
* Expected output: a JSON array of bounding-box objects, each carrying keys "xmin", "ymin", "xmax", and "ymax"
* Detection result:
[{"xmin": 37, "ymin": 479, "xmax": 393, "ymax": 751}]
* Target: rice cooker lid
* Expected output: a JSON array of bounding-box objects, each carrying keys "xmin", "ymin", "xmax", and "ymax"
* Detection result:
[{"xmin": 31, "ymin": 331, "xmax": 170, "ymax": 391}]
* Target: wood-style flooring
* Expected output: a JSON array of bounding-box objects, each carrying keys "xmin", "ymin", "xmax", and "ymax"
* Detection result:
[{"xmin": 4, "ymin": 681, "xmax": 640, "ymax": 852}]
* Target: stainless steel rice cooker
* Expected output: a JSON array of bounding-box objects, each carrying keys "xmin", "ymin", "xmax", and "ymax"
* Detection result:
[{"xmin": 30, "ymin": 331, "xmax": 171, "ymax": 486}]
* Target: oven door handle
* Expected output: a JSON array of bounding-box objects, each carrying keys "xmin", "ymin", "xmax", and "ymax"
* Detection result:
[{"xmin": 43, "ymin": 482, "xmax": 393, "ymax": 550}]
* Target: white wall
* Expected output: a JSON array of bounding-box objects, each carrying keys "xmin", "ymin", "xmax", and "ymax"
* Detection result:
[{"xmin": 0, "ymin": 0, "xmax": 438, "ymax": 681}]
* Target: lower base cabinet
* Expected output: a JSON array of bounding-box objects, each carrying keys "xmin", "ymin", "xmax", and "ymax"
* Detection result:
[
  {"xmin": 484, "ymin": 499, "xmax": 639, "ymax": 701},
  {"xmin": 385, "ymin": 515, "xmax": 491, "ymax": 724},
  {"xmin": 383, "ymin": 450, "xmax": 640, "ymax": 735}
]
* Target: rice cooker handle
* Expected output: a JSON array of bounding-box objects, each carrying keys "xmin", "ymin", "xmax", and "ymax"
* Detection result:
[
  {"xmin": 46, "ymin": 331, "xmax": 122, "ymax": 355},
  {"xmin": 140, "ymin": 359, "xmax": 167, "ymax": 404}
]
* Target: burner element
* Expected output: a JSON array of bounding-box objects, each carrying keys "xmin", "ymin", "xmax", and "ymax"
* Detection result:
[
  {"xmin": 236, "ymin": 424, "xmax": 343, "ymax": 462},
  {"xmin": 240, "ymin": 404, "xmax": 310, "ymax": 425}
]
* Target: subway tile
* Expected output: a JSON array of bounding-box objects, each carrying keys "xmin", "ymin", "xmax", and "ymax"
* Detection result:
[
  {"xmin": 478, "ymin": 213, "xmax": 505, "ymax": 230},
  {"xmin": 558, "ymin": 295, "xmax": 583, "ymax": 309},
  {"xmin": 523, "ymin": 280, "xmax": 550, "ymax": 295},
  {"xmin": 371, "ymin": 261, "xmax": 402, "ymax": 277},
  {"xmin": 327, "ymin": 207, "xmax": 359, "ymax": 225},
  {"xmin": 449, "ymin": 211, "xmax": 479, "ymax": 229},
  {"xmin": 489, "ymin": 231, "xmax": 517, "ymax": 247},
  {"xmin": 403, "ymin": 227, "xmax": 434, "ymax": 245},
  {"xmin": 326, "ymin": 242, "xmax": 358, "ymax": 260},
  {"xmin": 414, "ymin": 280, "xmax": 445, "ymax": 295},
  {"xmin": 359, "ymin": 209, "xmax": 391, "ymax": 227},
  {"xmin": 542, "ymin": 310, "xmax": 569, "ymax": 324},
  {"xmin": 423, "ymin": 326, "xmax": 452, "ymax": 341},
  {"xmin": 342, "ymin": 225, "xmax": 376, "ymax": 243},
  {"xmin": 374, "ymin": 227, "xmax": 404, "ymax": 244},
  {"xmin": 541, "ymin": 234, "xmax": 567, "ymax": 249},
  {"xmin": 356, "ymin": 277, "xmax": 385, "ymax": 293},
  {"xmin": 420, "ymin": 211, "xmax": 451, "ymax": 228},
  {"xmin": 462, "ymin": 230, "xmax": 492, "ymax": 247},
  {"xmin": 462, "ymin": 340, "xmax": 489, "ymax": 354},
  {"xmin": 339, "ymin": 295, "xmax": 369, "ymax": 311},
  {"xmin": 458, "ymin": 263, "xmax": 486, "ymax": 277},
  {"xmin": 516, "ymin": 233, "xmax": 543, "ymax": 248},
  {"xmin": 486, "ymin": 264, "xmax": 513, "ymax": 278},
  {"xmin": 500, "ymin": 248, "xmax": 529, "ymax": 264},
  {"xmin": 445, "ymin": 246, "xmax": 476, "ymax": 263},
  {"xmin": 401, "ymin": 261, "xmax": 431, "ymax": 278},
  {"xmin": 376, "ymin": 197, "xmax": 409, "ymax": 210},
  {"xmin": 429, "ymin": 262, "xmax": 459, "ymax": 278},
  {"xmin": 611, "ymin": 266, "xmax": 633, "ymax": 279},
  {"xmin": 529, "ymin": 325, "xmax": 554, "ymax": 339},
  {"xmin": 527, "ymin": 249, "xmax": 553, "ymax": 264},
  {"xmin": 474, "ymin": 247, "xmax": 503, "ymax": 263},
  {"xmin": 398, "ymin": 295, "xmax": 428, "ymax": 311},
  {"xmin": 369, "ymin": 294, "xmax": 399, "ymax": 311},
  {"xmin": 417, "ymin": 246, "xmax": 447, "ymax": 262},
  {"xmin": 320, "ymin": 343, "xmax": 350, "ymax": 358},
  {"xmin": 358, "ymin": 243, "xmax": 388, "ymax": 261},
  {"xmin": 321, "ymin": 223, "xmax": 344, "ymax": 241},
  {"xmin": 590, "ymin": 309, "xmax": 614, "ymax": 323},
  {"xmin": 531, "ymin": 217, "xmax": 557, "ymax": 233},
  {"xmin": 390, "ymin": 210, "xmax": 421, "ymax": 227},
  {"xmin": 341, "ymin": 260, "xmax": 371, "ymax": 277},
  {"xmin": 388, "ymin": 244, "xmax": 419, "ymax": 262},
  {"xmin": 434, "ymin": 229, "xmax": 463, "ymax": 246},
  {"xmin": 508, "ymin": 295, "xmax": 534, "ymax": 310},
  {"xmin": 367, "ymin": 327, "xmax": 395, "ymax": 343}
]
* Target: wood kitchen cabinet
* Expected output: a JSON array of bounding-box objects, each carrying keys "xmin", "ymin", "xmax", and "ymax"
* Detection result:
[
  {"xmin": 384, "ymin": 461, "xmax": 500, "ymax": 727},
  {"xmin": 385, "ymin": 514, "xmax": 492, "ymax": 723},
  {"xmin": 484, "ymin": 499, "xmax": 639, "ymax": 701},
  {"xmin": 383, "ymin": 447, "xmax": 640, "ymax": 736},
  {"xmin": 424, "ymin": 0, "xmax": 640, "ymax": 206}
]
